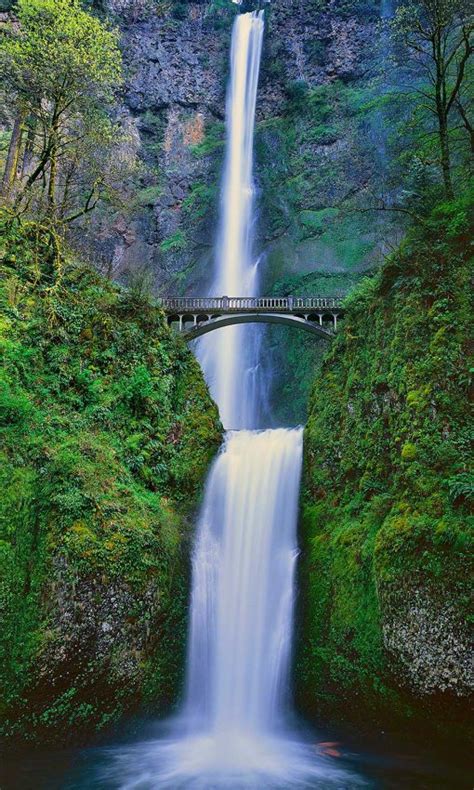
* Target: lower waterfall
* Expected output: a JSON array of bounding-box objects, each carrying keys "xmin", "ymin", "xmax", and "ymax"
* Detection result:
[
  {"xmin": 185, "ymin": 429, "xmax": 302, "ymax": 735},
  {"xmin": 96, "ymin": 431, "xmax": 361, "ymax": 788}
]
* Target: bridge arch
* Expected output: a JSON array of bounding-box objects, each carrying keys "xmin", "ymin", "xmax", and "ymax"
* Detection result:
[{"xmin": 183, "ymin": 312, "xmax": 333, "ymax": 340}]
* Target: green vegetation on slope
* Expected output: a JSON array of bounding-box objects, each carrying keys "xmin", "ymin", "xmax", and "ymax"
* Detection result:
[
  {"xmin": 297, "ymin": 192, "xmax": 473, "ymax": 733},
  {"xmin": 267, "ymin": 269, "xmax": 370, "ymax": 425},
  {"xmin": 253, "ymin": 76, "xmax": 405, "ymax": 423},
  {"xmin": 0, "ymin": 215, "xmax": 221, "ymax": 742}
]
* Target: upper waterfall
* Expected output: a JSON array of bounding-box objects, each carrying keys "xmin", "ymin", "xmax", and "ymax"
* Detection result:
[{"xmin": 197, "ymin": 11, "xmax": 266, "ymax": 430}]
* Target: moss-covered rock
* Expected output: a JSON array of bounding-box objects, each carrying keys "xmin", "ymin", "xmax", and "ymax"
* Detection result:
[
  {"xmin": 296, "ymin": 193, "xmax": 473, "ymax": 737},
  {"xmin": 0, "ymin": 216, "xmax": 222, "ymax": 743}
]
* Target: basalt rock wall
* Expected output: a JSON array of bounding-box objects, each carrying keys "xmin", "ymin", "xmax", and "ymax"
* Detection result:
[{"xmin": 83, "ymin": 0, "xmax": 395, "ymax": 296}]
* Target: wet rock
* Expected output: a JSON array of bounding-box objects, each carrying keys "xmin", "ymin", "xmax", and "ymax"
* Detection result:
[{"xmin": 380, "ymin": 586, "xmax": 474, "ymax": 697}]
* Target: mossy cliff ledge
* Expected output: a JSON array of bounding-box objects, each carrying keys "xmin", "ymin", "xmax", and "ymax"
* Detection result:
[
  {"xmin": 296, "ymin": 198, "xmax": 473, "ymax": 732},
  {"xmin": 0, "ymin": 220, "xmax": 222, "ymax": 744}
]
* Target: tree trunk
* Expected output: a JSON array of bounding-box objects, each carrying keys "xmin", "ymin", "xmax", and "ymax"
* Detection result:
[
  {"xmin": 456, "ymin": 102, "xmax": 474, "ymax": 155},
  {"xmin": 48, "ymin": 152, "xmax": 57, "ymax": 207},
  {"xmin": 1, "ymin": 112, "xmax": 25, "ymax": 198},
  {"xmin": 47, "ymin": 117, "xmax": 59, "ymax": 210},
  {"xmin": 438, "ymin": 112, "xmax": 454, "ymax": 200},
  {"xmin": 433, "ymin": 31, "xmax": 455, "ymax": 200},
  {"xmin": 21, "ymin": 119, "xmax": 36, "ymax": 178}
]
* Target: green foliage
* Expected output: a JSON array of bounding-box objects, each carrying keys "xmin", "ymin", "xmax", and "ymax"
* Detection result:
[
  {"xmin": 190, "ymin": 120, "xmax": 225, "ymax": 157},
  {"xmin": 133, "ymin": 185, "xmax": 163, "ymax": 208},
  {"xmin": 447, "ymin": 473, "xmax": 474, "ymax": 505},
  {"xmin": 0, "ymin": 214, "xmax": 221, "ymax": 741},
  {"xmin": 2, "ymin": 0, "xmax": 121, "ymax": 102},
  {"xmin": 159, "ymin": 229, "xmax": 188, "ymax": 253},
  {"xmin": 183, "ymin": 182, "xmax": 218, "ymax": 222},
  {"xmin": 171, "ymin": 0, "xmax": 187, "ymax": 20},
  {"xmin": 203, "ymin": 0, "xmax": 238, "ymax": 32},
  {"xmin": 285, "ymin": 80, "xmax": 311, "ymax": 114},
  {"xmin": 304, "ymin": 38, "xmax": 328, "ymax": 66},
  {"xmin": 297, "ymin": 195, "xmax": 473, "ymax": 727},
  {"xmin": 0, "ymin": 0, "xmax": 124, "ymax": 221}
]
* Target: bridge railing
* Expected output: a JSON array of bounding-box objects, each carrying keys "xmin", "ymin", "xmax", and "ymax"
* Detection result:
[{"xmin": 156, "ymin": 296, "xmax": 344, "ymax": 312}]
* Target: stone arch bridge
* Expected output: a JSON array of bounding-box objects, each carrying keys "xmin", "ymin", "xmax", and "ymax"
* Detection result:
[{"xmin": 157, "ymin": 297, "xmax": 344, "ymax": 340}]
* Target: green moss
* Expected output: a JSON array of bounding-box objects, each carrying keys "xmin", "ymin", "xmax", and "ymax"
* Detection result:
[
  {"xmin": 401, "ymin": 442, "xmax": 417, "ymax": 460},
  {"xmin": 0, "ymin": 214, "xmax": 221, "ymax": 742},
  {"xmin": 133, "ymin": 185, "xmax": 163, "ymax": 208},
  {"xmin": 297, "ymin": 195, "xmax": 473, "ymax": 732}
]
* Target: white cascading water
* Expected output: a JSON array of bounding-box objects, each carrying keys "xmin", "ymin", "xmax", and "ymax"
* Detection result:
[
  {"xmin": 196, "ymin": 11, "xmax": 266, "ymax": 430},
  {"xmin": 99, "ymin": 12, "xmax": 362, "ymax": 788},
  {"xmin": 185, "ymin": 427, "xmax": 302, "ymax": 737}
]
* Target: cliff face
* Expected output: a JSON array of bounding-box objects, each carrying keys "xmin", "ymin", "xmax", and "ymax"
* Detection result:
[
  {"xmin": 82, "ymin": 0, "xmax": 397, "ymax": 286},
  {"xmin": 0, "ymin": 217, "xmax": 222, "ymax": 743},
  {"xmin": 296, "ymin": 196, "xmax": 473, "ymax": 734}
]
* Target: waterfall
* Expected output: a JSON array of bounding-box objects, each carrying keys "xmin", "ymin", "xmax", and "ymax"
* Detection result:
[
  {"xmin": 97, "ymin": 11, "xmax": 362, "ymax": 788},
  {"xmin": 196, "ymin": 11, "xmax": 267, "ymax": 431},
  {"xmin": 101, "ymin": 419, "xmax": 356, "ymax": 787},
  {"xmin": 185, "ymin": 428, "xmax": 302, "ymax": 735}
]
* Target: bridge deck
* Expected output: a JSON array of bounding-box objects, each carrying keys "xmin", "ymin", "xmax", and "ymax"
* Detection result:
[{"xmin": 157, "ymin": 296, "xmax": 343, "ymax": 313}]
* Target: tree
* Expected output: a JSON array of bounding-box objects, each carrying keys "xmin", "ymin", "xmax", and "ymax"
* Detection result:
[
  {"xmin": 0, "ymin": 0, "xmax": 122, "ymax": 221},
  {"xmin": 393, "ymin": 0, "xmax": 473, "ymax": 199}
]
